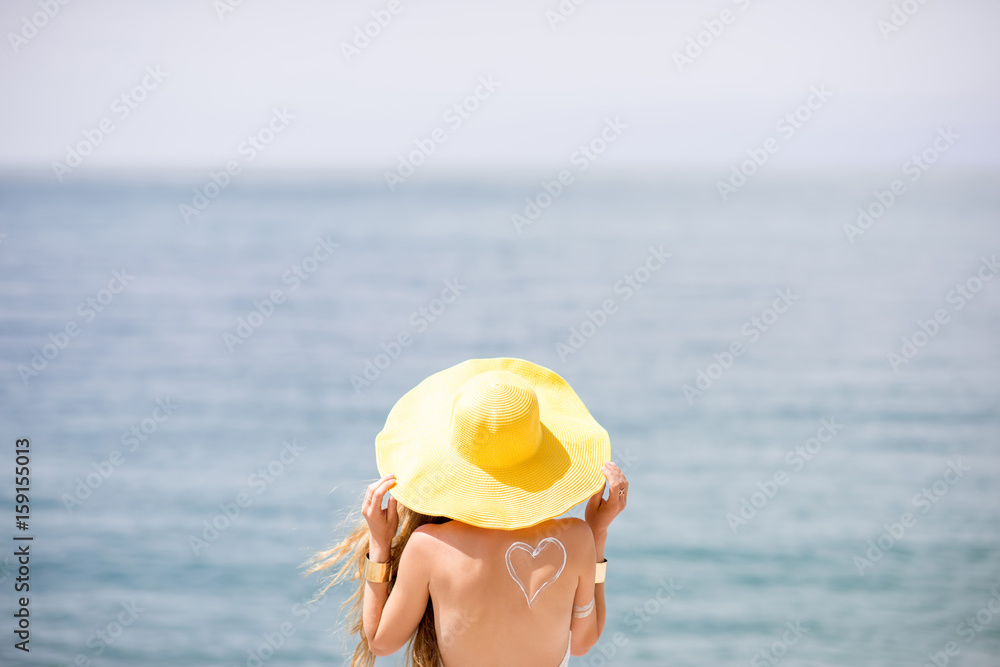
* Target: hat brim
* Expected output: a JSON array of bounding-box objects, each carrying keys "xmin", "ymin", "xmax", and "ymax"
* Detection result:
[{"xmin": 375, "ymin": 358, "xmax": 610, "ymax": 529}]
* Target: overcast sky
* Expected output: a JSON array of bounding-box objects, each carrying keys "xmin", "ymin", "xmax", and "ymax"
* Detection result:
[{"xmin": 1, "ymin": 0, "xmax": 998, "ymax": 172}]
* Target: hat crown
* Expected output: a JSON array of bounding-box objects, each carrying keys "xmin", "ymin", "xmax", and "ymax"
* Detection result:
[{"xmin": 449, "ymin": 370, "xmax": 542, "ymax": 469}]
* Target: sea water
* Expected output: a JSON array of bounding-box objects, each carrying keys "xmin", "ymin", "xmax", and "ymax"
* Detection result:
[{"xmin": 0, "ymin": 169, "xmax": 998, "ymax": 666}]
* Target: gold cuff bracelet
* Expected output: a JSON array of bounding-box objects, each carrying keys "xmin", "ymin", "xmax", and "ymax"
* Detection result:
[
  {"xmin": 595, "ymin": 559, "xmax": 607, "ymax": 584},
  {"xmin": 364, "ymin": 554, "xmax": 390, "ymax": 583}
]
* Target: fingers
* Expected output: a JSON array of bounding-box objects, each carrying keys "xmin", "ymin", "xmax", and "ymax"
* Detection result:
[
  {"xmin": 586, "ymin": 462, "xmax": 628, "ymax": 531},
  {"xmin": 363, "ymin": 474, "xmax": 396, "ymax": 514},
  {"xmin": 602, "ymin": 461, "xmax": 628, "ymax": 507}
]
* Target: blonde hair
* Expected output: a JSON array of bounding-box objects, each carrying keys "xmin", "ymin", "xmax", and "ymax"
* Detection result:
[{"xmin": 304, "ymin": 497, "xmax": 448, "ymax": 666}]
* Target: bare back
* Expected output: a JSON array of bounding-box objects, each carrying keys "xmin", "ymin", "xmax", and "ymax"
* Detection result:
[{"xmin": 414, "ymin": 517, "xmax": 597, "ymax": 667}]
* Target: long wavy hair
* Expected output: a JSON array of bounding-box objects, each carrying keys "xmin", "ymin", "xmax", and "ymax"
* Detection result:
[{"xmin": 304, "ymin": 496, "xmax": 448, "ymax": 667}]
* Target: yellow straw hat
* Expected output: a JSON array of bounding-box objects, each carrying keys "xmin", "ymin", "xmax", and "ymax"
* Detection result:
[{"xmin": 375, "ymin": 357, "xmax": 611, "ymax": 530}]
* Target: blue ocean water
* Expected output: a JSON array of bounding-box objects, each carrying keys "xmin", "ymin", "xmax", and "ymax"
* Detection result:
[{"xmin": 0, "ymin": 169, "xmax": 998, "ymax": 666}]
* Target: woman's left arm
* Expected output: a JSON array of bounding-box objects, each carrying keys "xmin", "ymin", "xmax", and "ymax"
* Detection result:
[{"xmin": 361, "ymin": 475, "xmax": 432, "ymax": 657}]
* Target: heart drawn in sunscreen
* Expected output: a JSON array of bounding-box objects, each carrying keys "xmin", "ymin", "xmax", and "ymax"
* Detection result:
[{"xmin": 504, "ymin": 537, "xmax": 567, "ymax": 608}]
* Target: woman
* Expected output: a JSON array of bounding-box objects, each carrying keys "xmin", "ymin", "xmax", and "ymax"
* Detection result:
[{"xmin": 307, "ymin": 358, "xmax": 628, "ymax": 666}]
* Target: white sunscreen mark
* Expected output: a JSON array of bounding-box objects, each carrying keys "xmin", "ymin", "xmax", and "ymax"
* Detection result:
[
  {"xmin": 572, "ymin": 598, "xmax": 595, "ymax": 618},
  {"xmin": 504, "ymin": 537, "xmax": 567, "ymax": 608}
]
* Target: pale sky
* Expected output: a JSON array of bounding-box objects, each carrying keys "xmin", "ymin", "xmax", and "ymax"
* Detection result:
[{"xmin": 1, "ymin": 0, "xmax": 998, "ymax": 172}]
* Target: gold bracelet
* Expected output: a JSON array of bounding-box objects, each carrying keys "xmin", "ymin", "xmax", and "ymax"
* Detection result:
[
  {"xmin": 595, "ymin": 559, "xmax": 607, "ymax": 584},
  {"xmin": 364, "ymin": 554, "xmax": 390, "ymax": 583}
]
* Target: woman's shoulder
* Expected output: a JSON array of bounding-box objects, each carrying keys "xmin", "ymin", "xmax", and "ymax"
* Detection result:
[
  {"xmin": 411, "ymin": 520, "xmax": 452, "ymax": 544},
  {"xmin": 535, "ymin": 517, "xmax": 593, "ymax": 540},
  {"xmin": 536, "ymin": 518, "xmax": 595, "ymax": 556},
  {"xmin": 409, "ymin": 519, "xmax": 465, "ymax": 551}
]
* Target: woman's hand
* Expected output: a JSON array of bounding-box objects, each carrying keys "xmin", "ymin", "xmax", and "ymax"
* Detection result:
[
  {"xmin": 585, "ymin": 462, "xmax": 628, "ymax": 536},
  {"xmin": 362, "ymin": 474, "xmax": 398, "ymax": 561}
]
